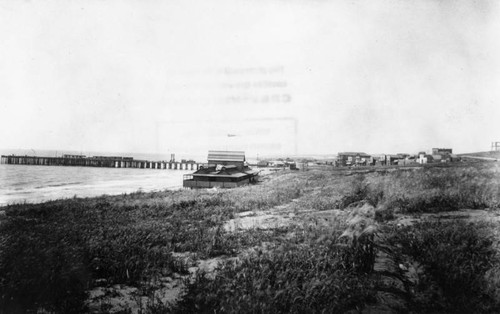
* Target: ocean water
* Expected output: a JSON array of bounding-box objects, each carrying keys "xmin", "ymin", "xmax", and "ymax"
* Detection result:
[{"xmin": 0, "ymin": 164, "xmax": 192, "ymax": 206}]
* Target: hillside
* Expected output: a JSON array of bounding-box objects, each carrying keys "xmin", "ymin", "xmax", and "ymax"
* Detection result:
[{"xmin": 459, "ymin": 150, "xmax": 500, "ymax": 160}]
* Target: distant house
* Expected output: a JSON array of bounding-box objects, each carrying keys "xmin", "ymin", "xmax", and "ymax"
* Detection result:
[
  {"xmin": 324, "ymin": 159, "xmax": 335, "ymax": 166},
  {"xmin": 370, "ymin": 154, "xmax": 386, "ymax": 166},
  {"xmin": 417, "ymin": 153, "xmax": 426, "ymax": 164},
  {"xmin": 397, "ymin": 156, "xmax": 417, "ymax": 166},
  {"xmin": 432, "ymin": 154, "xmax": 460, "ymax": 163},
  {"xmin": 297, "ymin": 162, "xmax": 308, "ymax": 171},
  {"xmin": 432, "ymin": 154, "xmax": 443, "ymax": 162},
  {"xmin": 417, "ymin": 148, "xmax": 461, "ymax": 163},
  {"xmin": 418, "ymin": 152, "xmax": 435, "ymax": 164},
  {"xmin": 394, "ymin": 153, "xmax": 417, "ymax": 166},
  {"xmin": 257, "ymin": 160, "xmax": 269, "ymax": 168},
  {"xmin": 427, "ymin": 148, "xmax": 452, "ymax": 163},
  {"xmin": 337, "ymin": 152, "xmax": 371, "ymax": 167},
  {"xmin": 385, "ymin": 155, "xmax": 400, "ymax": 165},
  {"xmin": 449, "ymin": 154, "xmax": 461, "ymax": 162},
  {"xmin": 432, "ymin": 148, "xmax": 452, "ymax": 155},
  {"xmin": 270, "ymin": 160, "xmax": 285, "ymax": 167}
]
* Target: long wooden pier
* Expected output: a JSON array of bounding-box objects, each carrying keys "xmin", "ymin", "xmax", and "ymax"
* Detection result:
[{"xmin": 0, "ymin": 155, "xmax": 200, "ymax": 170}]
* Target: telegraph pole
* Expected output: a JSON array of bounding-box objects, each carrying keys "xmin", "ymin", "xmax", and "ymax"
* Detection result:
[{"xmin": 492, "ymin": 142, "xmax": 500, "ymax": 151}]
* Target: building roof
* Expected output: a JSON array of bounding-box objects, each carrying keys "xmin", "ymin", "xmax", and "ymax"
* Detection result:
[
  {"xmin": 191, "ymin": 165, "xmax": 257, "ymax": 179},
  {"xmin": 193, "ymin": 172, "xmax": 249, "ymax": 179},
  {"xmin": 208, "ymin": 150, "xmax": 245, "ymax": 163}
]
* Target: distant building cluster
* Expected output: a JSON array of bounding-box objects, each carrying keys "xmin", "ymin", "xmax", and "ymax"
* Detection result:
[
  {"xmin": 416, "ymin": 148, "xmax": 458, "ymax": 164},
  {"xmin": 249, "ymin": 147, "xmax": 463, "ymax": 172},
  {"xmin": 256, "ymin": 158, "xmax": 297, "ymax": 170},
  {"xmin": 335, "ymin": 148, "xmax": 459, "ymax": 167}
]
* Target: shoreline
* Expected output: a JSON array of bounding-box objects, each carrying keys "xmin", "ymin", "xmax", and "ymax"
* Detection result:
[
  {"xmin": 0, "ymin": 163, "xmax": 193, "ymax": 208},
  {"xmin": 0, "ymin": 184, "xmax": 185, "ymax": 208},
  {"xmin": 0, "ymin": 167, "xmax": 279, "ymax": 208}
]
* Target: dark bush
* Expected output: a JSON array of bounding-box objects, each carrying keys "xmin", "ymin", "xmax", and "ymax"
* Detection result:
[
  {"xmin": 0, "ymin": 195, "xmax": 235, "ymax": 312},
  {"xmin": 387, "ymin": 220, "xmax": 500, "ymax": 313},
  {"xmin": 0, "ymin": 218, "xmax": 90, "ymax": 313}
]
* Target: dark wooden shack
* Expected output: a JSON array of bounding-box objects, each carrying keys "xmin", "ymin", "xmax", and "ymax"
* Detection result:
[{"xmin": 183, "ymin": 151, "xmax": 258, "ymax": 189}]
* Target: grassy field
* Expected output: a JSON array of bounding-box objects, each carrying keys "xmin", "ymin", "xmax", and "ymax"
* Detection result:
[{"xmin": 1, "ymin": 162, "xmax": 500, "ymax": 313}]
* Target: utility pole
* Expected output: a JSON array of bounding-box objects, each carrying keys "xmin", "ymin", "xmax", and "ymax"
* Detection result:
[{"xmin": 492, "ymin": 142, "xmax": 500, "ymax": 151}]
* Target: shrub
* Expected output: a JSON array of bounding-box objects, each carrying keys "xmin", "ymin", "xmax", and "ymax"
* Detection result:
[
  {"xmin": 0, "ymin": 218, "xmax": 90, "ymax": 313},
  {"xmin": 360, "ymin": 164, "xmax": 500, "ymax": 213},
  {"xmin": 0, "ymin": 195, "xmax": 234, "ymax": 312},
  {"xmin": 387, "ymin": 220, "xmax": 500, "ymax": 313}
]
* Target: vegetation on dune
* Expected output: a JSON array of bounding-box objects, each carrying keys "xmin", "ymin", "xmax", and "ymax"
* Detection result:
[
  {"xmin": 386, "ymin": 220, "xmax": 500, "ymax": 313},
  {"xmin": 173, "ymin": 217, "xmax": 500, "ymax": 314},
  {"xmin": 0, "ymin": 162, "xmax": 499, "ymax": 313},
  {"xmin": 0, "ymin": 173, "xmax": 306, "ymax": 313},
  {"xmin": 290, "ymin": 163, "xmax": 500, "ymax": 215},
  {"xmin": 175, "ymin": 245, "xmax": 377, "ymax": 313},
  {"xmin": 369, "ymin": 164, "xmax": 500, "ymax": 214},
  {"xmin": 173, "ymin": 217, "xmax": 379, "ymax": 314}
]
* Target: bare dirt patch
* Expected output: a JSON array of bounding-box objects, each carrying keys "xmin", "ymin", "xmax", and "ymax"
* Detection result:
[{"xmin": 223, "ymin": 211, "xmax": 293, "ymax": 232}]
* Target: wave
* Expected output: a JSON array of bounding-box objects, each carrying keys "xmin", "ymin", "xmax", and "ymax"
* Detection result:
[
  {"xmin": 35, "ymin": 182, "xmax": 84, "ymax": 189},
  {"xmin": 4, "ymin": 190, "xmax": 32, "ymax": 195}
]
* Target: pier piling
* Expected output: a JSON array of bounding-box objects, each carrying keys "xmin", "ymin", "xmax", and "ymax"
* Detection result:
[{"xmin": 1, "ymin": 154, "xmax": 200, "ymax": 171}]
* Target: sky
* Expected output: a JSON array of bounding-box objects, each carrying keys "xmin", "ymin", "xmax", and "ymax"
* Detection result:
[{"xmin": 1, "ymin": 0, "xmax": 499, "ymax": 158}]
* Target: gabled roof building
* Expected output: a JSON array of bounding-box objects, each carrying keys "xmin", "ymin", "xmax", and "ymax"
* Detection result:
[{"xmin": 184, "ymin": 151, "xmax": 258, "ymax": 189}]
